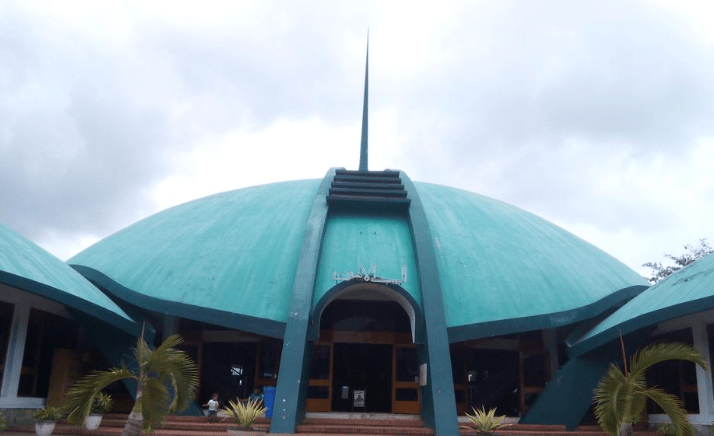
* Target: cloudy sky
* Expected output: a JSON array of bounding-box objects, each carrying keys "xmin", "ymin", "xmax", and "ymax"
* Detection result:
[{"xmin": 1, "ymin": 0, "xmax": 713, "ymax": 278}]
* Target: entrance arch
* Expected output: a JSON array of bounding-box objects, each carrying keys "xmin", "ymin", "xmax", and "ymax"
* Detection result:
[
  {"xmin": 311, "ymin": 281, "xmax": 424, "ymax": 343},
  {"xmin": 306, "ymin": 282, "xmax": 423, "ymax": 414}
]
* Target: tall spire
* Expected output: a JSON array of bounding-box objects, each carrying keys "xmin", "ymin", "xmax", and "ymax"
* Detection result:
[{"xmin": 358, "ymin": 35, "xmax": 369, "ymax": 172}]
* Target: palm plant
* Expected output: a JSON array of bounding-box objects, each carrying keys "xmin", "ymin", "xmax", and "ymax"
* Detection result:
[
  {"xmin": 593, "ymin": 342, "xmax": 707, "ymax": 436},
  {"xmin": 64, "ymin": 332, "xmax": 198, "ymax": 436}
]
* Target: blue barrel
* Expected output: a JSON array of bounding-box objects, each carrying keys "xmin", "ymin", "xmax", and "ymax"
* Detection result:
[{"xmin": 263, "ymin": 386, "xmax": 276, "ymax": 418}]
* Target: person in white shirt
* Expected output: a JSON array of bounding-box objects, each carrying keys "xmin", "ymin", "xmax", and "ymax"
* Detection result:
[{"xmin": 203, "ymin": 393, "xmax": 220, "ymax": 423}]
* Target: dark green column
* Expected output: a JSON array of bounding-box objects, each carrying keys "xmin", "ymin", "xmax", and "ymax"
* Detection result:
[
  {"xmin": 270, "ymin": 169, "xmax": 335, "ymax": 434},
  {"xmin": 401, "ymin": 173, "xmax": 460, "ymax": 436}
]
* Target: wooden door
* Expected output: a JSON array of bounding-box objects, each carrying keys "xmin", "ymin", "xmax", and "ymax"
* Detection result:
[
  {"xmin": 392, "ymin": 344, "xmax": 420, "ymax": 414},
  {"xmin": 306, "ymin": 342, "xmax": 333, "ymax": 412}
]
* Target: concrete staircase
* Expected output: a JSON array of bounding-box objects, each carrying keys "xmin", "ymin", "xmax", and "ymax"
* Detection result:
[
  {"xmin": 295, "ymin": 414, "xmax": 433, "ymax": 436},
  {"xmin": 5, "ymin": 414, "xmax": 660, "ymax": 436},
  {"xmin": 5, "ymin": 413, "xmax": 270, "ymax": 436}
]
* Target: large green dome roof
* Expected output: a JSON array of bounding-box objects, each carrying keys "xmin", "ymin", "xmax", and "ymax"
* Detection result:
[{"xmin": 69, "ymin": 176, "xmax": 648, "ymax": 340}]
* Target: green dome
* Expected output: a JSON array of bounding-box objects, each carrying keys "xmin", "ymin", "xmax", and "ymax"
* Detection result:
[
  {"xmin": 69, "ymin": 176, "xmax": 648, "ymax": 341},
  {"xmin": 415, "ymin": 182, "xmax": 649, "ymax": 340}
]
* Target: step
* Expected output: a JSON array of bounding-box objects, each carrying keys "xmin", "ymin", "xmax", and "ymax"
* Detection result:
[
  {"xmin": 301, "ymin": 418, "xmax": 426, "ymax": 427},
  {"xmin": 297, "ymin": 425, "xmax": 433, "ymax": 436}
]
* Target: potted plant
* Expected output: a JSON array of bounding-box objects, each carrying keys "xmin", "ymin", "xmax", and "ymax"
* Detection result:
[
  {"xmin": 32, "ymin": 406, "xmax": 63, "ymax": 436},
  {"xmin": 460, "ymin": 406, "xmax": 511, "ymax": 436},
  {"xmin": 83, "ymin": 392, "xmax": 113, "ymax": 430},
  {"xmin": 223, "ymin": 398, "xmax": 268, "ymax": 435}
]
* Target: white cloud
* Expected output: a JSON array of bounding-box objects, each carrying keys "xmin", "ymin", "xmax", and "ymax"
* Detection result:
[{"xmin": 1, "ymin": 0, "xmax": 713, "ymax": 275}]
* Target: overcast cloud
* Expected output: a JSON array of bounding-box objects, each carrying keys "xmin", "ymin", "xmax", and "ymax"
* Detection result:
[{"xmin": 1, "ymin": 0, "xmax": 713, "ymax": 277}]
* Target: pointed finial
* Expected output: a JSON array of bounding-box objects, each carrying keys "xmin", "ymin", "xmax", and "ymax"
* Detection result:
[{"xmin": 358, "ymin": 33, "xmax": 369, "ymax": 172}]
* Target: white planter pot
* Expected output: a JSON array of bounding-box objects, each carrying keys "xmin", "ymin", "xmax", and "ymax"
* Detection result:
[
  {"xmin": 84, "ymin": 414, "xmax": 103, "ymax": 430},
  {"xmin": 34, "ymin": 420, "xmax": 56, "ymax": 436}
]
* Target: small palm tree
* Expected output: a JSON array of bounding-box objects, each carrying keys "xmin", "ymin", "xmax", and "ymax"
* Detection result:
[
  {"xmin": 593, "ymin": 342, "xmax": 707, "ymax": 436},
  {"xmin": 65, "ymin": 332, "xmax": 198, "ymax": 436}
]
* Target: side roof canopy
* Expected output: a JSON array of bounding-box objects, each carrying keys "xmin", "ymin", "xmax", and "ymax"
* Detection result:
[
  {"xmin": 572, "ymin": 252, "xmax": 714, "ymax": 356},
  {"xmin": 0, "ymin": 223, "xmax": 137, "ymax": 334}
]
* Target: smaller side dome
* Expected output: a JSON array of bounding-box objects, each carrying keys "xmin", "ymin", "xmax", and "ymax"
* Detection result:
[{"xmin": 0, "ymin": 222, "xmax": 136, "ymax": 333}]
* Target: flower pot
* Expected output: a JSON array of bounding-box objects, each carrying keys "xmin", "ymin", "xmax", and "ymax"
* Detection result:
[
  {"xmin": 34, "ymin": 420, "xmax": 56, "ymax": 436},
  {"xmin": 84, "ymin": 414, "xmax": 103, "ymax": 430}
]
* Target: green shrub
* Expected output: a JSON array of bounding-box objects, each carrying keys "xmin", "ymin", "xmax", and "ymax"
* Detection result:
[
  {"xmin": 89, "ymin": 392, "xmax": 113, "ymax": 415},
  {"xmin": 0, "ymin": 412, "xmax": 8, "ymax": 431},
  {"xmin": 32, "ymin": 407, "xmax": 63, "ymax": 422},
  {"xmin": 658, "ymin": 423, "xmax": 676, "ymax": 436},
  {"xmin": 461, "ymin": 407, "xmax": 511, "ymax": 435},
  {"xmin": 224, "ymin": 398, "xmax": 267, "ymax": 429}
]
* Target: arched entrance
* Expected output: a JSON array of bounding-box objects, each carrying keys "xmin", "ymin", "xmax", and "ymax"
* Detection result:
[{"xmin": 306, "ymin": 283, "xmax": 422, "ymax": 414}]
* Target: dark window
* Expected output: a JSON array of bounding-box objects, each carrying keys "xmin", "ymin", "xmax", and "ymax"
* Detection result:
[
  {"xmin": 321, "ymin": 300, "xmax": 410, "ymax": 333},
  {"xmin": 0, "ymin": 301, "xmax": 15, "ymax": 366},
  {"xmin": 310, "ymin": 344, "xmax": 330, "ymax": 380},
  {"xmin": 19, "ymin": 309, "xmax": 78, "ymax": 397},
  {"xmin": 308, "ymin": 386, "xmax": 329, "ymax": 399},
  {"xmin": 395, "ymin": 388, "xmax": 418, "ymax": 401},
  {"xmin": 522, "ymin": 353, "xmax": 547, "ymax": 387},
  {"xmin": 258, "ymin": 340, "xmax": 282, "ymax": 380},
  {"xmin": 395, "ymin": 347, "xmax": 418, "ymax": 382},
  {"xmin": 647, "ymin": 328, "xmax": 698, "ymax": 413}
]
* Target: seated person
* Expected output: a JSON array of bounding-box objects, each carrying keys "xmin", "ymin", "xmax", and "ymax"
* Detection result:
[{"xmin": 249, "ymin": 387, "xmax": 264, "ymax": 404}]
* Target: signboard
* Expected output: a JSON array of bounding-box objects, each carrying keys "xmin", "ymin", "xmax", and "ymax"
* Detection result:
[
  {"xmin": 334, "ymin": 264, "xmax": 407, "ymax": 285},
  {"xmin": 353, "ymin": 389, "xmax": 365, "ymax": 408}
]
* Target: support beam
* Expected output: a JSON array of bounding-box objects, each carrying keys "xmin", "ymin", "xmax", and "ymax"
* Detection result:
[
  {"xmin": 401, "ymin": 173, "xmax": 459, "ymax": 436},
  {"xmin": 271, "ymin": 169, "xmax": 335, "ymax": 434},
  {"xmin": 692, "ymin": 324, "xmax": 714, "ymax": 417},
  {"xmin": 1, "ymin": 304, "xmax": 30, "ymax": 399},
  {"xmin": 544, "ymin": 329, "xmax": 559, "ymax": 378}
]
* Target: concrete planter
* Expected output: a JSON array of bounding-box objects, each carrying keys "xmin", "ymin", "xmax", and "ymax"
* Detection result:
[
  {"xmin": 34, "ymin": 420, "xmax": 56, "ymax": 436},
  {"xmin": 84, "ymin": 414, "xmax": 103, "ymax": 430}
]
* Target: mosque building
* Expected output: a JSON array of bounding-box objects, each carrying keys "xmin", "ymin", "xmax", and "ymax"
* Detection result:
[{"xmin": 2, "ymin": 54, "xmax": 714, "ymax": 435}]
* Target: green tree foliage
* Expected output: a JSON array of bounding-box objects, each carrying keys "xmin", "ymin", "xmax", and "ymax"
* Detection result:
[
  {"xmin": 643, "ymin": 239, "xmax": 713, "ymax": 284},
  {"xmin": 64, "ymin": 333, "xmax": 198, "ymax": 436},
  {"xmin": 593, "ymin": 342, "xmax": 707, "ymax": 436}
]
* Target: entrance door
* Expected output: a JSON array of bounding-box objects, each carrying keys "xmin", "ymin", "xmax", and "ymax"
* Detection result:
[
  {"xmin": 392, "ymin": 345, "xmax": 420, "ymax": 413},
  {"xmin": 332, "ymin": 343, "xmax": 392, "ymax": 412}
]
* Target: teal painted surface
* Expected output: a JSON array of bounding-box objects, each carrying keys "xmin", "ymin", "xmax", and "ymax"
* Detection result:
[
  {"xmin": 70, "ymin": 180, "xmax": 321, "ymax": 325},
  {"xmin": 0, "ymin": 223, "xmax": 136, "ymax": 332},
  {"xmin": 523, "ymin": 327, "xmax": 654, "ymax": 428},
  {"xmin": 414, "ymin": 182, "xmax": 648, "ymax": 333},
  {"xmin": 313, "ymin": 211, "xmax": 421, "ymax": 308},
  {"xmin": 520, "ymin": 351, "xmax": 614, "ymax": 429},
  {"xmin": 574, "ymin": 252, "xmax": 714, "ymax": 355},
  {"xmin": 272, "ymin": 170, "xmax": 335, "ymax": 434},
  {"xmin": 73, "ymin": 265, "xmax": 285, "ymax": 338},
  {"xmin": 402, "ymin": 174, "xmax": 459, "ymax": 436}
]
